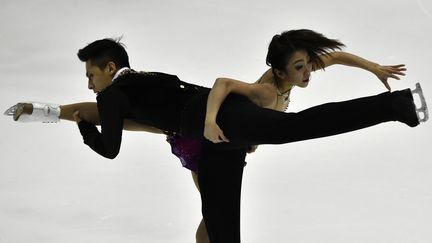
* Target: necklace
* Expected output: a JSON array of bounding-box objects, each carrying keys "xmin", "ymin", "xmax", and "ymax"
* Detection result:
[
  {"xmin": 276, "ymin": 85, "xmax": 292, "ymax": 102},
  {"xmin": 274, "ymin": 77, "xmax": 293, "ymax": 105},
  {"xmin": 277, "ymin": 92, "xmax": 290, "ymax": 112},
  {"xmin": 258, "ymin": 75, "xmax": 292, "ymax": 111}
]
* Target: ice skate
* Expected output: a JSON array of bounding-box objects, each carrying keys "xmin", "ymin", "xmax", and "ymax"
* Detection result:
[
  {"xmin": 411, "ymin": 82, "xmax": 429, "ymax": 123},
  {"xmin": 3, "ymin": 102, "xmax": 61, "ymax": 123}
]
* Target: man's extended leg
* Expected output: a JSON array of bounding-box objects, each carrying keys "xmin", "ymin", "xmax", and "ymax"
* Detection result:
[{"xmin": 198, "ymin": 143, "xmax": 247, "ymax": 243}]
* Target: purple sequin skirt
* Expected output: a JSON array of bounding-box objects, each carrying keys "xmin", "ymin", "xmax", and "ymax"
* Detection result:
[{"xmin": 166, "ymin": 134, "xmax": 202, "ymax": 172}]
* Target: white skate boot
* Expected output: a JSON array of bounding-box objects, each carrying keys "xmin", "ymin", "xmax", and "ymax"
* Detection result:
[
  {"xmin": 411, "ymin": 83, "xmax": 429, "ymax": 123},
  {"xmin": 3, "ymin": 102, "xmax": 61, "ymax": 123}
]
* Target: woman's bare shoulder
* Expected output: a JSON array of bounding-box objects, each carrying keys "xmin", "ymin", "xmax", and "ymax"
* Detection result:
[{"xmin": 253, "ymin": 82, "xmax": 277, "ymax": 107}]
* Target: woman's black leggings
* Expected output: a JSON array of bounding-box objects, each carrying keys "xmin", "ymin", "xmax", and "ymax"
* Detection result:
[
  {"xmin": 182, "ymin": 89, "xmax": 416, "ymax": 243},
  {"xmin": 181, "ymin": 89, "xmax": 410, "ymax": 150}
]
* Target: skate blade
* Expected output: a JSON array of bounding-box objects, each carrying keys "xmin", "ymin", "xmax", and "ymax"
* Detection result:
[
  {"xmin": 411, "ymin": 82, "xmax": 429, "ymax": 122},
  {"xmin": 3, "ymin": 104, "xmax": 18, "ymax": 116},
  {"xmin": 3, "ymin": 103, "xmax": 24, "ymax": 121}
]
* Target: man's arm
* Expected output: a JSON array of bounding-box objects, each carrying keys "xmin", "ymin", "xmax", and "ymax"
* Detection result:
[{"xmin": 76, "ymin": 89, "xmax": 128, "ymax": 159}]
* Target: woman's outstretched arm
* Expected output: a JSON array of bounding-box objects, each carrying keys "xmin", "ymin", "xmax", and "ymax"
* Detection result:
[
  {"xmin": 320, "ymin": 51, "xmax": 406, "ymax": 91},
  {"xmin": 60, "ymin": 102, "xmax": 163, "ymax": 133}
]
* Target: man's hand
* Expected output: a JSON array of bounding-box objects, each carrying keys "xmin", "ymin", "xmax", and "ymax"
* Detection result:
[
  {"xmin": 204, "ymin": 120, "xmax": 230, "ymax": 143},
  {"xmin": 72, "ymin": 110, "xmax": 82, "ymax": 123},
  {"xmin": 372, "ymin": 64, "xmax": 406, "ymax": 91}
]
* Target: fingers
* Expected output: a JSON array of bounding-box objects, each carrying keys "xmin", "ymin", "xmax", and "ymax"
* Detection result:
[
  {"xmin": 210, "ymin": 138, "xmax": 223, "ymax": 143},
  {"xmin": 377, "ymin": 64, "xmax": 407, "ymax": 91},
  {"xmin": 210, "ymin": 133, "xmax": 229, "ymax": 143},
  {"xmin": 389, "ymin": 73, "xmax": 400, "ymax": 80},
  {"xmin": 383, "ymin": 64, "xmax": 406, "ymax": 73},
  {"xmin": 381, "ymin": 71, "xmax": 400, "ymax": 91},
  {"xmin": 392, "ymin": 67, "xmax": 407, "ymax": 72},
  {"xmin": 204, "ymin": 122, "xmax": 230, "ymax": 143},
  {"xmin": 391, "ymin": 71, "xmax": 406, "ymax": 76},
  {"xmin": 219, "ymin": 130, "xmax": 230, "ymax": 142},
  {"xmin": 389, "ymin": 68, "xmax": 406, "ymax": 75},
  {"xmin": 390, "ymin": 64, "xmax": 405, "ymax": 68},
  {"xmin": 388, "ymin": 74, "xmax": 400, "ymax": 80},
  {"xmin": 383, "ymin": 68, "xmax": 404, "ymax": 79},
  {"xmin": 384, "ymin": 71, "xmax": 405, "ymax": 80},
  {"xmin": 383, "ymin": 80, "xmax": 391, "ymax": 91},
  {"xmin": 386, "ymin": 66, "xmax": 406, "ymax": 75},
  {"xmin": 211, "ymin": 126, "xmax": 230, "ymax": 143}
]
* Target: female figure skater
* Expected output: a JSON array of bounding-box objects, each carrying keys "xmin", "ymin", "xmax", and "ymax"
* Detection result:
[
  {"xmin": 4, "ymin": 29, "xmax": 428, "ymax": 243},
  {"xmin": 202, "ymin": 29, "xmax": 426, "ymax": 142}
]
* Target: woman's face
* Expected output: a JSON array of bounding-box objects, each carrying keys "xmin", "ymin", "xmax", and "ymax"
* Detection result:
[{"xmin": 275, "ymin": 49, "xmax": 312, "ymax": 88}]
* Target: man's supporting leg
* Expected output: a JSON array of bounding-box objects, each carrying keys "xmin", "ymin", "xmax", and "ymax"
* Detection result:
[{"xmin": 198, "ymin": 143, "xmax": 247, "ymax": 243}]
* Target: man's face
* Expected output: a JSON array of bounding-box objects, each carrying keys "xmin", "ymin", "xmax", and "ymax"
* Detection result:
[{"xmin": 85, "ymin": 61, "xmax": 116, "ymax": 94}]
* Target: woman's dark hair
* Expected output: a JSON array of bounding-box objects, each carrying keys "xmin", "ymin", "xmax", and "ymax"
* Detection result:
[
  {"xmin": 266, "ymin": 29, "xmax": 345, "ymax": 73},
  {"xmin": 77, "ymin": 37, "xmax": 130, "ymax": 70}
]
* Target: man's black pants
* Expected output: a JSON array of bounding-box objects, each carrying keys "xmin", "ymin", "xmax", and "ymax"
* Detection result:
[{"xmin": 198, "ymin": 144, "xmax": 247, "ymax": 243}]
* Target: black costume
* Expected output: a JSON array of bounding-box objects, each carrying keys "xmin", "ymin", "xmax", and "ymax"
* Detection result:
[{"xmin": 77, "ymin": 70, "xmax": 418, "ymax": 243}]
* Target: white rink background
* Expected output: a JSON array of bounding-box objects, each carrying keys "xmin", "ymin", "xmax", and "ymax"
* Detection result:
[{"xmin": 0, "ymin": 0, "xmax": 431, "ymax": 242}]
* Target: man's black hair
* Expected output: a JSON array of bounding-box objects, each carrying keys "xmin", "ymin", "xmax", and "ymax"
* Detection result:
[{"xmin": 77, "ymin": 38, "xmax": 130, "ymax": 70}]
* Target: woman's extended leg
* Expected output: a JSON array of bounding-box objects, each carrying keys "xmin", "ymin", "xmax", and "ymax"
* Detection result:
[
  {"xmin": 182, "ymin": 89, "xmax": 419, "ymax": 150},
  {"xmin": 191, "ymin": 171, "xmax": 210, "ymax": 243},
  {"xmin": 60, "ymin": 102, "xmax": 100, "ymax": 124},
  {"xmin": 61, "ymin": 102, "xmax": 162, "ymax": 132}
]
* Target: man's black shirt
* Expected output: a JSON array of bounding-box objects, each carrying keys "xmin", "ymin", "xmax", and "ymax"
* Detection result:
[{"xmin": 77, "ymin": 71, "xmax": 209, "ymax": 159}]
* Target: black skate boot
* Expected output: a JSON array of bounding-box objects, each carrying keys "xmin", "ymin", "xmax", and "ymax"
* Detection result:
[{"xmin": 391, "ymin": 83, "xmax": 428, "ymax": 127}]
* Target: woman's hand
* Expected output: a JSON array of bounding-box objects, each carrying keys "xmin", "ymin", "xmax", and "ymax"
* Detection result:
[
  {"xmin": 247, "ymin": 145, "xmax": 258, "ymax": 153},
  {"xmin": 72, "ymin": 110, "xmax": 82, "ymax": 124},
  {"xmin": 372, "ymin": 64, "xmax": 406, "ymax": 91},
  {"xmin": 204, "ymin": 120, "xmax": 230, "ymax": 143}
]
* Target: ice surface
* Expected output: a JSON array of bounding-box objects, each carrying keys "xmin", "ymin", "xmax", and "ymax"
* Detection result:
[{"xmin": 0, "ymin": 0, "xmax": 431, "ymax": 242}]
